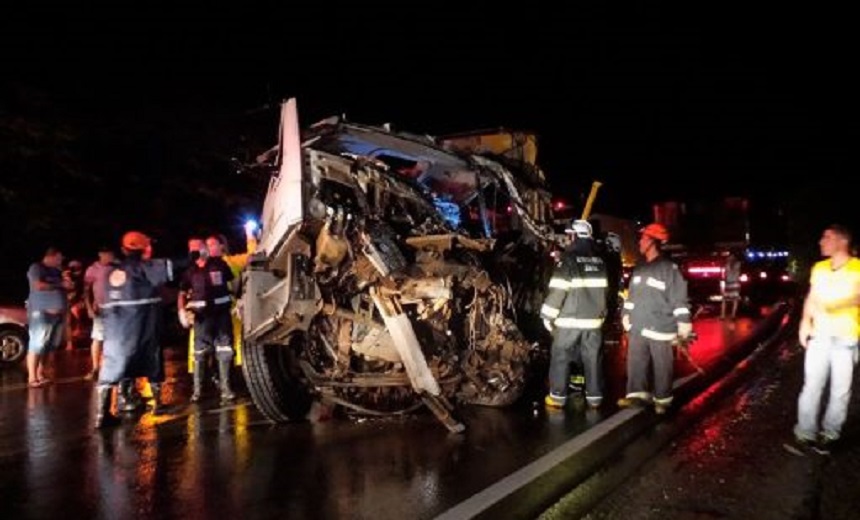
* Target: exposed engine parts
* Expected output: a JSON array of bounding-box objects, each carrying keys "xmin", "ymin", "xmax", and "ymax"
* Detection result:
[{"xmin": 240, "ymin": 99, "xmax": 557, "ymax": 432}]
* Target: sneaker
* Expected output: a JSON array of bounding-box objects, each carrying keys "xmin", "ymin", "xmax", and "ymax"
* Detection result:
[
  {"xmin": 784, "ymin": 435, "xmax": 819, "ymax": 456},
  {"xmin": 816, "ymin": 434, "xmax": 838, "ymax": 453}
]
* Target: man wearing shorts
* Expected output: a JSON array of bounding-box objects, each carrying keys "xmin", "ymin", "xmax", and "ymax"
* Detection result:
[
  {"xmin": 26, "ymin": 247, "xmax": 72, "ymax": 388},
  {"xmin": 84, "ymin": 246, "xmax": 116, "ymax": 380}
]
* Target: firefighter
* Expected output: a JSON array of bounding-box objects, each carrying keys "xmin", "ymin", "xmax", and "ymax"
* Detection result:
[
  {"xmin": 541, "ymin": 219, "xmax": 609, "ymax": 410},
  {"xmin": 179, "ymin": 239, "xmax": 237, "ymax": 403},
  {"xmin": 618, "ymin": 223, "xmax": 692, "ymax": 415},
  {"xmin": 95, "ymin": 231, "xmax": 173, "ymax": 428}
]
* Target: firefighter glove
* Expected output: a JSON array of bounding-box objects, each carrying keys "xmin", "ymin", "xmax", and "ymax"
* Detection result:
[
  {"xmin": 622, "ymin": 314, "xmax": 631, "ymax": 332},
  {"xmin": 678, "ymin": 322, "xmax": 693, "ymax": 339}
]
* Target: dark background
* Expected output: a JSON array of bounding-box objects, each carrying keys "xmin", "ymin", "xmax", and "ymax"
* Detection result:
[{"xmin": 1, "ymin": 4, "xmax": 855, "ymax": 302}]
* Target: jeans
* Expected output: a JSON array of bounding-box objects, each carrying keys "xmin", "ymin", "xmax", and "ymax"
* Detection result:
[
  {"xmin": 795, "ymin": 336, "xmax": 859, "ymax": 441},
  {"xmin": 27, "ymin": 310, "xmax": 64, "ymax": 355}
]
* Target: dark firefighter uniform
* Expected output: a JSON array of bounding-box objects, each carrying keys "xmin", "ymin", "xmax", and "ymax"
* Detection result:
[
  {"xmin": 620, "ymin": 223, "xmax": 692, "ymax": 414},
  {"xmin": 187, "ymin": 232, "xmax": 256, "ymax": 373},
  {"xmin": 541, "ymin": 219, "xmax": 609, "ymax": 409},
  {"xmin": 96, "ymin": 231, "xmax": 174, "ymax": 428},
  {"xmin": 181, "ymin": 256, "xmax": 236, "ymax": 402}
]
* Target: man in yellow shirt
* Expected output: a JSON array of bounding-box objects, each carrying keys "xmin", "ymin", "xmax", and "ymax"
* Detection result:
[{"xmin": 795, "ymin": 224, "xmax": 860, "ymax": 450}]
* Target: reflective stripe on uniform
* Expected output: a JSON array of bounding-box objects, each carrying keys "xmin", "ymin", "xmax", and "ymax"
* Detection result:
[
  {"xmin": 645, "ymin": 277, "xmax": 666, "ymax": 290},
  {"xmin": 570, "ymin": 278, "xmax": 609, "ymax": 288},
  {"xmin": 654, "ymin": 396, "xmax": 673, "ymax": 405},
  {"xmin": 101, "ymin": 297, "xmax": 161, "ymax": 309},
  {"xmin": 623, "ymin": 301, "xmax": 635, "ymax": 310},
  {"xmin": 673, "ymin": 307, "xmax": 690, "ymax": 316},
  {"xmin": 216, "ymin": 345, "xmax": 233, "ymax": 353},
  {"xmin": 555, "ymin": 317, "xmax": 603, "ymax": 329},
  {"xmin": 642, "ymin": 328, "xmax": 677, "ymax": 341},
  {"xmin": 541, "ymin": 304, "xmax": 560, "ymax": 318},
  {"xmin": 550, "ymin": 277, "xmax": 608, "ymax": 290},
  {"xmin": 549, "ymin": 277, "xmax": 571, "ymax": 290},
  {"xmin": 187, "ymin": 301, "xmax": 207, "ymax": 309},
  {"xmin": 213, "ymin": 295, "xmax": 232, "ymax": 305}
]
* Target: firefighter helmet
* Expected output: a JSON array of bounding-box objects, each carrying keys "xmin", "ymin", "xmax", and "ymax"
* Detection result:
[
  {"xmin": 566, "ymin": 219, "xmax": 593, "ymax": 239},
  {"xmin": 121, "ymin": 231, "xmax": 151, "ymax": 251},
  {"xmin": 640, "ymin": 223, "xmax": 669, "ymax": 243}
]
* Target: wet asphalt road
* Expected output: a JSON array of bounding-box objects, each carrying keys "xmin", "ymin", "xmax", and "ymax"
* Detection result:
[
  {"xmin": 580, "ymin": 326, "xmax": 860, "ymax": 520},
  {"xmin": 0, "ymin": 315, "xmax": 759, "ymax": 520}
]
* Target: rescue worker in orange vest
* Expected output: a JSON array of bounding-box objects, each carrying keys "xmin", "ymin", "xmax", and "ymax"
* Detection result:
[
  {"xmin": 619, "ymin": 223, "xmax": 692, "ymax": 415},
  {"xmin": 95, "ymin": 231, "xmax": 174, "ymax": 428},
  {"xmin": 542, "ymin": 219, "xmax": 609, "ymax": 410}
]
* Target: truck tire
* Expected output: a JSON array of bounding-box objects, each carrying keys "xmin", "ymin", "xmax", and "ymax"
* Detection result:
[
  {"xmin": 0, "ymin": 326, "xmax": 27, "ymax": 364},
  {"xmin": 241, "ymin": 334, "xmax": 313, "ymax": 422}
]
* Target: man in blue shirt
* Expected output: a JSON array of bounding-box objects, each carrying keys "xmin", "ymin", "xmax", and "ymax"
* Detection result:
[{"xmin": 26, "ymin": 247, "xmax": 73, "ymax": 387}]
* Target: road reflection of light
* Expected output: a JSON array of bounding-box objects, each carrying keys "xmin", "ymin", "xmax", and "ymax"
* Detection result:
[
  {"xmin": 95, "ymin": 428, "xmax": 135, "ymax": 518},
  {"xmin": 130, "ymin": 418, "xmax": 161, "ymax": 515},
  {"xmin": 177, "ymin": 410, "xmax": 203, "ymax": 501},
  {"xmin": 23, "ymin": 386, "xmax": 54, "ymax": 514},
  {"xmin": 234, "ymin": 405, "xmax": 250, "ymax": 470},
  {"xmin": 679, "ymin": 391, "xmax": 756, "ymax": 467},
  {"xmin": 685, "ymin": 317, "xmax": 756, "ymax": 369}
]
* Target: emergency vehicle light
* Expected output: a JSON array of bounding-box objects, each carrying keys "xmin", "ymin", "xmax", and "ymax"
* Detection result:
[{"xmin": 688, "ymin": 266, "xmax": 722, "ymax": 275}]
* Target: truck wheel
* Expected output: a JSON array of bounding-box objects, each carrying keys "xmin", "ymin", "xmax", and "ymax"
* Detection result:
[
  {"xmin": 0, "ymin": 327, "xmax": 27, "ymax": 364},
  {"xmin": 241, "ymin": 334, "xmax": 313, "ymax": 422}
]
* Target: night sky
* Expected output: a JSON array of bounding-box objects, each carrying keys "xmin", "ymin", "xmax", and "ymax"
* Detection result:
[{"xmin": 1, "ymin": 4, "xmax": 855, "ymax": 300}]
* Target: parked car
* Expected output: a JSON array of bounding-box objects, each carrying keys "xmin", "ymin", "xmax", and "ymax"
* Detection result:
[{"xmin": 0, "ymin": 304, "xmax": 28, "ymax": 364}]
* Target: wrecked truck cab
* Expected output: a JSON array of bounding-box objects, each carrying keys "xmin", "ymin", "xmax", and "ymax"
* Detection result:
[{"xmin": 240, "ymin": 98, "xmax": 557, "ymax": 432}]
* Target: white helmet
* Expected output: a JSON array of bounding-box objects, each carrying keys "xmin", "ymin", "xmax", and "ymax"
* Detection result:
[
  {"xmin": 605, "ymin": 232, "xmax": 622, "ymax": 253},
  {"xmin": 566, "ymin": 219, "xmax": 593, "ymax": 239}
]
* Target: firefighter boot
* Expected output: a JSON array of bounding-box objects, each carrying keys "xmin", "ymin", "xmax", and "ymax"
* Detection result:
[
  {"xmin": 95, "ymin": 385, "xmax": 119, "ymax": 429},
  {"xmin": 117, "ymin": 380, "xmax": 143, "ymax": 413},
  {"xmin": 150, "ymin": 383, "xmax": 165, "ymax": 415},
  {"xmin": 191, "ymin": 357, "xmax": 204, "ymax": 403},
  {"xmin": 218, "ymin": 359, "xmax": 236, "ymax": 403}
]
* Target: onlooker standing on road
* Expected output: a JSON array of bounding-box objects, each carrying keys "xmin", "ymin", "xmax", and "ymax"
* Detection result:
[
  {"xmin": 720, "ymin": 251, "xmax": 742, "ymax": 320},
  {"xmin": 618, "ymin": 223, "xmax": 692, "ymax": 415},
  {"xmin": 26, "ymin": 247, "xmax": 73, "ymax": 388},
  {"xmin": 795, "ymin": 224, "xmax": 860, "ymax": 449},
  {"xmin": 84, "ymin": 246, "xmax": 116, "ymax": 380}
]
